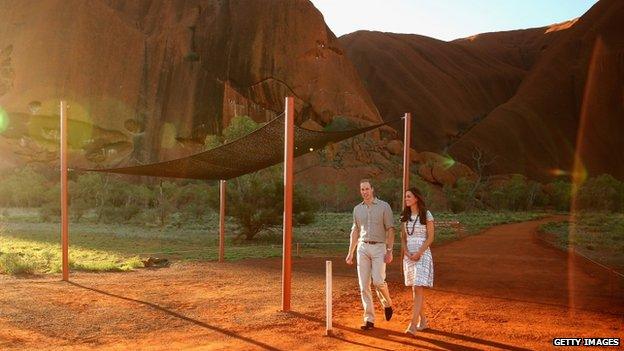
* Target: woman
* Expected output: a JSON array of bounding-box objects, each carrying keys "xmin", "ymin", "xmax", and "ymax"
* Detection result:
[{"xmin": 400, "ymin": 187, "xmax": 435, "ymax": 336}]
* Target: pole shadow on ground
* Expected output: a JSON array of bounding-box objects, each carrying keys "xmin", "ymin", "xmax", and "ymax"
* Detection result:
[
  {"xmin": 68, "ymin": 282, "xmax": 283, "ymax": 351},
  {"xmin": 288, "ymin": 311, "xmax": 532, "ymax": 351}
]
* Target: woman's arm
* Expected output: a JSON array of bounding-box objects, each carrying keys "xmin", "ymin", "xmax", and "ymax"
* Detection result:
[
  {"xmin": 400, "ymin": 223, "xmax": 407, "ymax": 257},
  {"xmin": 413, "ymin": 220, "xmax": 435, "ymax": 259}
]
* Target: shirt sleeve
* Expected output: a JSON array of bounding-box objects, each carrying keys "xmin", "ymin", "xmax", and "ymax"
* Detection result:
[
  {"xmin": 351, "ymin": 207, "xmax": 359, "ymax": 232},
  {"xmin": 426, "ymin": 210, "xmax": 434, "ymax": 221},
  {"xmin": 383, "ymin": 203, "xmax": 395, "ymax": 230}
]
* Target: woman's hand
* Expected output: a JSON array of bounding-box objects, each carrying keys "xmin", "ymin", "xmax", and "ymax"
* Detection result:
[{"xmin": 410, "ymin": 251, "xmax": 423, "ymax": 261}]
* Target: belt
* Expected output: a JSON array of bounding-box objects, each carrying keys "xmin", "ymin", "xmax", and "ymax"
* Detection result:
[{"xmin": 361, "ymin": 241, "xmax": 383, "ymax": 244}]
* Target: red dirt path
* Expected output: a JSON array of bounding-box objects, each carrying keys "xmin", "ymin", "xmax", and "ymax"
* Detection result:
[{"xmin": 1, "ymin": 217, "xmax": 622, "ymax": 350}]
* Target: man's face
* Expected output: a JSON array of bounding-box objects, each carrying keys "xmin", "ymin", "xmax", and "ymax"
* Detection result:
[{"xmin": 360, "ymin": 182, "xmax": 373, "ymax": 202}]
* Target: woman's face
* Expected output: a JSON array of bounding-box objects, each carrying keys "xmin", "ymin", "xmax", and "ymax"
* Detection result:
[{"xmin": 405, "ymin": 191, "xmax": 418, "ymax": 207}]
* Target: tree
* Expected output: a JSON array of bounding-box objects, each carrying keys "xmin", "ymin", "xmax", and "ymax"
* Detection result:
[
  {"xmin": 375, "ymin": 177, "xmax": 402, "ymax": 211},
  {"xmin": 577, "ymin": 174, "xmax": 622, "ymax": 212},
  {"xmin": 469, "ymin": 146, "xmax": 496, "ymax": 208},
  {"xmin": 547, "ymin": 180, "xmax": 571, "ymax": 211},
  {"xmin": 223, "ymin": 115, "xmax": 260, "ymax": 142},
  {"xmin": 2, "ymin": 166, "xmax": 47, "ymax": 207},
  {"xmin": 203, "ymin": 134, "xmax": 221, "ymax": 150},
  {"xmin": 444, "ymin": 177, "xmax": 476, "ymax": 213},
  {"xmin": 219, "ymin": 167, "xmax": 318, "ymax": 240},
  {"xmin": 505, "ymin": 174, "xmax": 530, "ymax": 211},
  {"xmin": 155, "ymin": 181, "xmax": 177, "ymax": 226},
  {"xmin": 177, "ymin": 182, "xmax": 218, "ymax": 221},
  {"xmin": 39, "ymin": 183, "xmax": 60, "ymax": 221},
  {"xmin": 70, "ymin": 173, "xmax": 102, "ymax": 222}
]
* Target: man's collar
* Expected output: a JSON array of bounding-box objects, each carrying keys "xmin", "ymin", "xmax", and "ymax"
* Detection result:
[{"xmin": 361, "ymin": 197, "xmax": 379, "ymax": 205}]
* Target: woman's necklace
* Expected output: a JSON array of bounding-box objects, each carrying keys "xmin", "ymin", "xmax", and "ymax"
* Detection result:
[{"xmin": 407, "ymin": 214, "xmax": 419, "ymax": 236}]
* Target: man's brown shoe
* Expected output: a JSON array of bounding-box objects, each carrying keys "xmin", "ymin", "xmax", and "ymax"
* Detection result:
[
  {"xmin": 384, "ymin": 307, "xmax": 394, "ymax": 321},
  {"xmin": 360, "ymin": 321, "xmax": 374, "ymax": 330}
]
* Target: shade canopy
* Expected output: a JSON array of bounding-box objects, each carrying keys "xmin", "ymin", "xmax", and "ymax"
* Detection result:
[{"xmin": 85, "ymin": 114, "xmax": 393, "ymax": 180}]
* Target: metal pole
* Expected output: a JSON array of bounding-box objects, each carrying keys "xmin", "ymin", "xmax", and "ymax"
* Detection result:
[
  {"xmin": 401, "ymin": 113, "xmax": 411, "ymax": 273},
  {"xmin": 325, "ymin": 260, "xmax": 333, "ymax": 336},
  {"xmin": 402, "ymin": 112, "xmax": 412, "ymax": 200},
  {"xmin": 282, "ymin": 96, "xmax": 294, "ymax": 312},
  {"xmin": 219, "ymin": 180, "xmax": 226, "ymax": 262},
  {"xmin": 60, "ymin": 100, "xmax": 69, "ymax": 281}
]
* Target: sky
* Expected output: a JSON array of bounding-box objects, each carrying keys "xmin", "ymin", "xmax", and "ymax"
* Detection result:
[{"xmin": 310, "ymin": 0, "xmax": 598, "ymax": 41}]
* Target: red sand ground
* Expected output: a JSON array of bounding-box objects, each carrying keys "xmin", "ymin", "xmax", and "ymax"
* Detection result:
[{"xmin": 1, "ymin": 217, "xmax": 622, "ymax": 350}]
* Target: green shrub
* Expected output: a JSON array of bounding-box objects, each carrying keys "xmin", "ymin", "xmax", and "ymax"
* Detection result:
[
  {"xmin": 444, "ymin": 177, "xmax": 476, "ymax": 213},
  {"xmin": 176, "ymin": 182, "xmax": 217, "ymax": 220},
  {"xmin": 484, "ymin": 175, "xmax": 539, "ymax": 211},
  {"xmin": 223, "ymin": 115, "xmax": 260, "ymax": 142},
  {"xmin": 203, "ymin": 134, "xmax": 222, "ymax": 150},
  {"xmin": 375, "ymin": 177, "xmax": 402, "ymax": 211},
  {"xmin": 547, "ymin": 179, "xmax": 572, "ymax": 211},
  {"xmin": 184, "ymin": 52, "xmax": 200, "ymax": 62},
  {"xmin": 0, "ymin": 166, "xmax": 47, "ymax": 207},
  {"xmin": 219, "ymin": 168, "xmax": 318, "ymax": 240},
  {"xmin": 39, "ymin": 184, "xmax": 61, "ymax": 221},
  {"xmin": 323, "ymin": 116, "xmax": 357, "ymax": 132},
  {"xmin": 0, "ymin": 253, "xmax": 36, "ymax": 275},
  {"xmin": 576, "ymin": 174, "xmax": 622, "ymax": 212},
  {"xmin": 314, "ymin": 181, "xmax": 361, "ymax": 212}
]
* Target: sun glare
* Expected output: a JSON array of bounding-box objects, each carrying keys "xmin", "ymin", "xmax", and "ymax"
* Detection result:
[
  {"xmin": 0, "ymin": 107, "xmax": 9, "ymax": 133},
  {"xmin": 442, "ymin": 155, "xmax": 456, "ymax": 169}
]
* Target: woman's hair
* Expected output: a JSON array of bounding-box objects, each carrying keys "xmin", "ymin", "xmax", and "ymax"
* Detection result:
[{"xmin": 400, "ymin": 187, "xmax": 427, "ymax": 225}]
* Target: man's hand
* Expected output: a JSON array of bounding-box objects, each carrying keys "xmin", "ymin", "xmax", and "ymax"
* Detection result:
[
  {"xmin": 384, "ymin": 251, "xmax": 393, "ymax": 264},
  {"xmin": 345, "ymin": 252, "xmax": 354, "ymax": 265}
]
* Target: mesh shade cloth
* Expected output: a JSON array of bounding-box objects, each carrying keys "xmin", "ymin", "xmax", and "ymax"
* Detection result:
[{"xmin": 84, "ymin": 114, "xmax": 394, "ymax": 180}]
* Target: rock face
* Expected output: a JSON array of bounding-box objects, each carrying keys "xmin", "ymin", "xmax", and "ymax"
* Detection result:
[
  {"xmin": 450, "ymin": 0, "xmax": 624, "ymax": 181},
  {"xmin": 453, "ymin": 20, "xmax": 575, "ymax": 71},
  {"xmin": 339, "ymin": 30, "xmax": 528, "ymax": 153},
  {"xmin": 340, "ymin": 0, "xmax": 624, "ymax": 181},
  {"xmin": 415, "ymin": 151, "xmax": 477, "ymax": 187},
  {"xmin": 0, "ymin": 0, "xmax": 380, "ymax": 168}
]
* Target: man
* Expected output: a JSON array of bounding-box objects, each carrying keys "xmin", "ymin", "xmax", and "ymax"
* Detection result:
[{"xmin": 345, "ymin": 179, "xmax": 395, "ymax": 330}]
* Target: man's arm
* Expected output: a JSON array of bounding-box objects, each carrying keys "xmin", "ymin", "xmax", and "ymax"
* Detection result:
[
  {"xmin": 383, "ymin": 203, "xmax": 395, "ymax": 264},
  {"xmin": 384, "ymin": 226, "xmax": 395, "ymax": 263},
  {"xmin": 346, "ymin": 209, "xmax": 360, "ymax": 265},
  {"xmin": 346, "ymin": 226, "xmax": 360, "ymax": 264}
]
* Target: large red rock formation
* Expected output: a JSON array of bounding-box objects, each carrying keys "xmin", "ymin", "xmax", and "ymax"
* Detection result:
[
  {"xmin": 340, "ymin": 0, "xmax": 623, "ymax": 181},
  {"xmin": 450, "ymin": 0, "xmax": 624, "ymax": 180},
  {"xmin": 453, "ymin": 20, "xmax": 574, "ymax": 71},
  {"xmin": 339, "ymin": 30, "xmax": 526, "ymax": 153},
  {"xmin": 0, "ymin": 0, "xmax": 380, "ymax": 168}
]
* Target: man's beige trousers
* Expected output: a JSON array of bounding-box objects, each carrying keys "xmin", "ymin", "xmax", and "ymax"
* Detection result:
[{"xmin": 357, "ymin": 242, "xmax": 392, "ymax": 323}]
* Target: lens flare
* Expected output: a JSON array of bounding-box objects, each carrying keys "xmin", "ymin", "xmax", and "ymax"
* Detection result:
[
  {"xmin": 441, "ymin": 155, "xmax": 456, "ymax": 169},
  {"xmin": 549, "ymin": 168, "xmax": 569, "ymax": 177},
  {"xmin": 567, "ymin": 36, "xmax": 604, "ymax": 313},
  {"xmin": 0, "ymin": 107, "xmax": 8, "ymax": 133},
  {"xmin": 27, "ymin": 100, "xmax": 95, "ymax": 150}
]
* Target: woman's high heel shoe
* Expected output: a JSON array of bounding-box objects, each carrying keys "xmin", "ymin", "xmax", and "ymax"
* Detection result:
[
  {"xmin": 405, "ymin": 323, "xmax": 417, "ymax": 336},
  {"xmin": 417, "ymin": 316, "xmax": 428, "ymax": 331}
]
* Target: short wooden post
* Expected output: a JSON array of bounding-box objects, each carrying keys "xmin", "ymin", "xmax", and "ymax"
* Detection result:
[
  {"xmin": 219, "ymin": 180, "xmax": 226, "ymax": 262},
  {"xmin": 60, "ymin": 100, "xmax": 69, "ymax": 281},
  {"xmin": 325, "ymin": 260, "xmax": 333, "ymax": 336}
]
